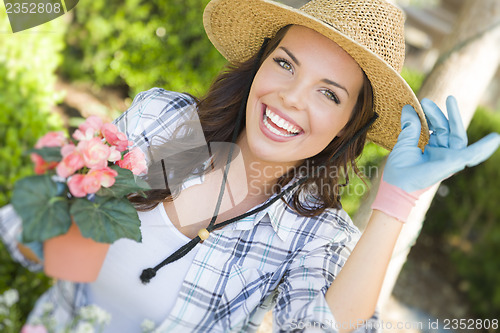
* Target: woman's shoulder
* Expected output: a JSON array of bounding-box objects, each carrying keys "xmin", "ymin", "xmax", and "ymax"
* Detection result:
[
  {"xmin": 114, "ymin": 88, "xmax": 198, "ymax": 140},
  {"xmin": 129, "ymin": 88, "xmax": 197, "ymax": 112},
  {"xmin": 124, "ymin": 88, "xmax": 197, "ymax": 122}
]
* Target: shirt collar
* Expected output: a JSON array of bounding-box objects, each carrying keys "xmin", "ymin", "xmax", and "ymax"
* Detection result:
[
  {"xmin": 223, "ymin": 179, "xmax": 302, "ymax": 242},
  {"xmin": 182, "ymin": 171, "xmax": 306, "ymax": 242}
]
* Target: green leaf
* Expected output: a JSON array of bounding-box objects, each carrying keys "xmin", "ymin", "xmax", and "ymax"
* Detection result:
[
  {"xmin": 11, "ymin": 175, "xmax": 71, "ymax": 243},
  {"xmin": 70, "ymin": 196, "xmax": 142, "ymax": 244},
  {"xmin": 96, "ymin": 165, "xmax": 150, "ymax": 198},
  {"xmin": 28, "ymin": 147, "xmax": 62, "ymax": 162}
]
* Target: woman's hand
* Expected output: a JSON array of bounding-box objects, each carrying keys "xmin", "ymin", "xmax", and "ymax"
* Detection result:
[
  {"xmin": 17, "ymin": 243, "xmax": 42, "ymax": 264},
  {"xmin": 372, "ymin": 96, "xmax": 500, "ymax": 222},
  {"xmin": 385, "ymin": 96, "xmax": 500, "ymax": 192}
]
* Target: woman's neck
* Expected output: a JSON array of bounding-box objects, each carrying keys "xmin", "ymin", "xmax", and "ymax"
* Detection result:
[{"xmin": 235, "ymin": 132, "xmax": 299, "ymax": 199}]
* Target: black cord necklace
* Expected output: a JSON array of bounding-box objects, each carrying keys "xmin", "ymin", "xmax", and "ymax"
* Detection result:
[{"xmin": 139, "ymin": 39, "xmax": 378, "ymax": 284}]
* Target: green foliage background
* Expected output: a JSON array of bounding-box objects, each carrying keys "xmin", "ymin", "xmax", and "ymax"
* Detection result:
[
  {"xmin": 0, "ymin": 0, "xmax": 498, "ymax": 328},
  {"xmin": 0, "ymin": 11, "xmax": 66, "ymax": 207},
  {"xmin": 0, "ymin": 7, "xmax": 66, "ymax": 328},
  {"xmin": 60, "ymin": 0, "xmax": 225, "ymax": 97}
]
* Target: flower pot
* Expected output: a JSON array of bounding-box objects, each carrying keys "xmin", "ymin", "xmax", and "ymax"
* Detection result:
[{"xmin": 43, "ymin": 221, "xmax": 110, "ymax": 282}]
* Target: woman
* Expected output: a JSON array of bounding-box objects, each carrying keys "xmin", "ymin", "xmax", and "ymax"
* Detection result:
[{"xmin": 2, "ymin": 0, "xmax": 499, "ymax": 332}]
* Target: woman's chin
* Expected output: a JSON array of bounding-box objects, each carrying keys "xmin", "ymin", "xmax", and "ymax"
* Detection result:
[{"xmin": 247, "ymin": 141, "xmax": 299, "ymax": 166}]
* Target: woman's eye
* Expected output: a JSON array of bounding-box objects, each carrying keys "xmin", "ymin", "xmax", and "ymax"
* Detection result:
[
  {"xmin": 321, "ymin": 89, "xmax": 340, "ymax": 104},
  {"xmin": 273, "ymin": 58, "xmax": 293, "ymax": 73}
]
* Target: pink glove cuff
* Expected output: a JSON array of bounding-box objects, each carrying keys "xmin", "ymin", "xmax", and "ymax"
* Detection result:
[{"xmin": 371, "ymin": 180, "xmax": 422, "ymax": 223}]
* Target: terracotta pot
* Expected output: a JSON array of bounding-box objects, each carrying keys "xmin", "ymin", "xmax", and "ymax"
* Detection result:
[{"xmin": 43, "ymin": 221, "xmax": 110, "ymax": 282}]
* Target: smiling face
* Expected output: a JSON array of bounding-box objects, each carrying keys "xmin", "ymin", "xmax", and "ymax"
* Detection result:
[{"xmin": 238, "ymin": 25, "xmax": 365, "ymax": 170}]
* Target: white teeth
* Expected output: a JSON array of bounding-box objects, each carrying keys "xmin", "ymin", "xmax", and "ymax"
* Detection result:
[
  {"xmin": 264, "ymin": 107, "xmax": 301, "ymax": 134},
  {"xmin": 263, "ymin": 116, "xmax": 296, "ymax": 137}
]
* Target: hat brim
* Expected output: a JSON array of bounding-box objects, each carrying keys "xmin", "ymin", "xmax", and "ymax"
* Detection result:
[{"xmin": 203, "ymin": 0, "xmax": 429, "ymax": 151}]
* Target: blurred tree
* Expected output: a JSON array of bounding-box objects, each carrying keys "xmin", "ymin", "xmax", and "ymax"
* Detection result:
[
  {"xmin": 426, "ymin": 106, "xmax": 500, "ymax": 318},
  {"xmin": 353, "ymin": 0, "xmax": 500, "ymax": 310}
]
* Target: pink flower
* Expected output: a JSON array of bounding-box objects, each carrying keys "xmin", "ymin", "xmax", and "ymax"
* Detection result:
[
  {"xmin": 81, "ymin": 116, "xmax": 103, "ymax": 131},
  {"xmin": 80, "ymin": 116, "xmax": 103, "ymax": 134},
  {"xmin": 67, "ymin": 167, "xmax": 118, "ymax": 197},
  {"xmin": 81, "ymin": 172, "xmax": 102, "ymax": 195},
  {"xmin": 78, "ymin": 138, "xmax": 110, "ymax": 169},
  {"xmin": 108, "ymin": 146, "xmax": 121, "ymax": 162},
  {"xmin": 72, "ymin": 128, "xmax": 94, "ymax": 141},
  {"xmin": 56, "ymin": 151, "xmax": 85, "ymax": 178},
  {"xmin": 30, "ymin": 153, "xmax": 58, "ymax": 175},
  {"xmin": 88, "ymin": 167, "xmax": 118, "ymax": 188},
  {"xmin": 72, "ymin": 116, "xmax": 103, "ymax": 141},
  {"xmin": 34, "ymin": 131, "xmax": 66, "ymax": 149},
  {"xmin": 102, "ymin": 123, "xmax": 131, "ymax": 152},
  {"xmin": 67, "ymin": 174, "xmax": 87, "ymax": 197},
  {"xmin": 67, "ymin": 173, "xmax": 100, "ymax": 197},
  {"xmin": 60, "ymin": 143, "xmax": 76, "ymax": 157},
  {"xmin": 21, "ymin": 324, "xmax": 48, "ymax": 333},
  {"xmin": 117, "ymin": 147, "xmax": 148, "ymax": 175}
]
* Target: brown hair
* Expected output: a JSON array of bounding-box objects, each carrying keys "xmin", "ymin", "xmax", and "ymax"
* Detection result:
[{"xmin": 129, "ymin": 25, "xmax": 374, "ymax": 216}]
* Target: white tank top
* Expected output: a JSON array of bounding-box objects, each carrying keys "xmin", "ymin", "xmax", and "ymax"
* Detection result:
[{"xmin": 88, "ymin": 203, "xmax": 200, "ymax": 332}]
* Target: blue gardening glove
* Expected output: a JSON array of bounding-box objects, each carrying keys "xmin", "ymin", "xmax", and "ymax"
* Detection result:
[
  {"xmin": 384, "ymin": 96, "xmax": 500, "ymax": 193},
  {"xmin": 372, "ymin": 96, "xmax": 500, "ymax": 222}
]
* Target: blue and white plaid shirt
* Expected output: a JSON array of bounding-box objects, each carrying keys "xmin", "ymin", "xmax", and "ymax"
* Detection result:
[{"xmin": 1, "ymin": 88, "xmax": 379, "ymax": 332}]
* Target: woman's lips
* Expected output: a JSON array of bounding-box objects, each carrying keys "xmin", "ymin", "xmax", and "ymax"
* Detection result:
[{"xmin": 259, "ymin": 104, "xmax": 304, "ymax": 142}]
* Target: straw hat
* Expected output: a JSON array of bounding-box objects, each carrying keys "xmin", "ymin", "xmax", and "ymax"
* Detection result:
[{"xmin": 203, "ymin": 0, "xmax": 429, "ymax": 151}]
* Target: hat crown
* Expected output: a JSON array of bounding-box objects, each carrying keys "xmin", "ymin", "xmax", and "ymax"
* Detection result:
[{"xmin": 299, "ymin": 0, "xmax": 406, "ymax": 72}]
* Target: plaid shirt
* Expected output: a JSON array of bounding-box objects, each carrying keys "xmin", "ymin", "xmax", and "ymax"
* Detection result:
[{"xmin": 1, "ymin": 88, "xmax": 379, "ymax": 332}]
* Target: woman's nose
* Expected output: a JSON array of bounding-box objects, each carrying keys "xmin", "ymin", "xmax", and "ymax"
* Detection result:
[{"xmin": 278, "ymin": 81, "xmax": 307, "ymax": 111}]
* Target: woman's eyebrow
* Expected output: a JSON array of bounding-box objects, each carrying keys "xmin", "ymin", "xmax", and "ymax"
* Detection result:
[
  {"xmin": 279, "ymin": 46, "xmax": 301, "ymax": 66},
  {"xmin": 278, "ymin": 46, "xmax": 349, "ymax": 97},
  {"xmin": 322, "ymin": 79, "xmax": 349, "ymax": 97}
]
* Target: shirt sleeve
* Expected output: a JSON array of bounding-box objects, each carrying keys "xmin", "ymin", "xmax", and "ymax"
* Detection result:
[
  {"xmin": 272, "ymin": 215, "xmax": 380, "ymax": 333},
  {"xmin": 113, "ymin": 88, "xmax": 199, "ymax": 166},
  {"xmin": 0, "ymin": 204, "xmax": 43, "ymax": 271},
  {"xmin": 114, "ymin": 88, "xmax": 209, "ymax": 192}
]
